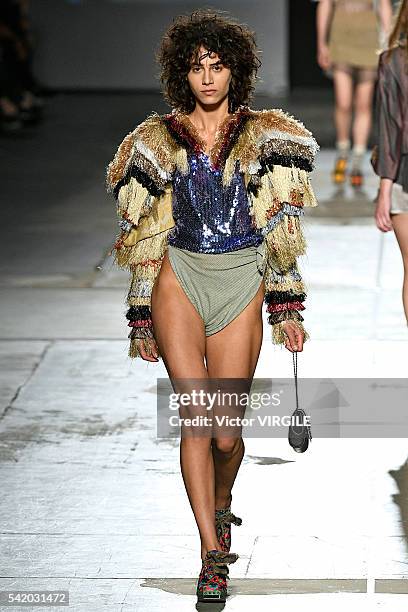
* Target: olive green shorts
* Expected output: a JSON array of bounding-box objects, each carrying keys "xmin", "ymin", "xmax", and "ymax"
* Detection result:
[{"xmin": 167, "ymin": 241, "xmax": 266, "ymax": 336}]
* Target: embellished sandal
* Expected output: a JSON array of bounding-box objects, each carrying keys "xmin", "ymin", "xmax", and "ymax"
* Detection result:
[
  {"xmin": 196, "ymin": 549, "xmax": 239, "ymax": 603},
  {"xmin": 332, "ymin": 156, "xmax": 348, "ymax": 184},
  {"xmin": 215, "ymin": 501, "xmax": 242, "ymax": 553}
]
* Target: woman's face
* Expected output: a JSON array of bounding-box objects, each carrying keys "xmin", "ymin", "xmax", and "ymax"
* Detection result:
[{"xmin": 187, "ymin": 46, "xmax": 232, "ymax": 108}]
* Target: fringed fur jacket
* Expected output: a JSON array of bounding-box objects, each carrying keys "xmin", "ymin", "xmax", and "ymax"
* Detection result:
[{"xmin": 105, "ymin": 106, "xmax": 319, "ymax": 359}]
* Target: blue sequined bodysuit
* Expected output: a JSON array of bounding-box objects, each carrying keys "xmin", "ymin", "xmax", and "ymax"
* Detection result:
[{"xmin": 167, "ymin": 151, "xmax": 263, "ymax": 253}]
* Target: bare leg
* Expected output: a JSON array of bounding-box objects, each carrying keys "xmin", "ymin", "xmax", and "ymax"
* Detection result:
[
  {"xmin": 212, "ymin": 438, "xmax": 244, "ymax": 511},
  {"xmin": 391, "ymin": 213, "xmax": 408, "ymax": 323},
  {"xmin": 352, "ymin": 77, "xmax": 375, "ymax": 149},
  {"xmin": 151, "ymin": 256, "xmax": 265, "ymax": 559},
  {"xmin": 151, "ymin": 252, "xmax": 220, "ymax": 559},
  {"xmin": 333, "ymin": 68, "xmax": 353, "ymax": 143},
  {"xmin": 206, "ymin": 280, "xmax": 265, "ymax": 528}
]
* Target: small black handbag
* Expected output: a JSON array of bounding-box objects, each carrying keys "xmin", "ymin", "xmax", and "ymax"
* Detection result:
[{"xmin": 288, "ymin": 351, "xmax": 312, "ymax": 453}]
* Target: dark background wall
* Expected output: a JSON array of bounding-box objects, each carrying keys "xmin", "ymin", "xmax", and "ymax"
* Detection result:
[
  {"xmin": 289, "ymin": 0, "xmax": 331, "ymax": 89},
  {"xmin": 30, "ymin": 0, "xmax": 289, "ymax": 95}
]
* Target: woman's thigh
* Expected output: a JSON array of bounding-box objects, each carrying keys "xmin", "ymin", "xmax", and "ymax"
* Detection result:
[
  {"xmin": 333, "ymin": 68, "xmax": 353, "ymax": 111},
  {"xmin": 391, "ymin": 213, "xmax": 408, "ymax": 266},
  {"xmin": 151, "ymin": 250, "xmax": 208, "ymax": 379},
  {"xmin": 205, "ymin": 279, "xmax": 265, "ymax": 379}
]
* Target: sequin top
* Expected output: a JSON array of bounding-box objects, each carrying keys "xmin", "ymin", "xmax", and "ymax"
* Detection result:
[{"xmin": 167, "ymin": 150, "xmax": 263, "ymax": 253}]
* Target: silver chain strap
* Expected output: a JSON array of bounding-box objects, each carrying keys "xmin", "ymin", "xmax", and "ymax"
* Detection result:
[
  {"xmin": 292, "ymin": 351, "xmax": 299, "ymax": 410},
  {"xmin": 291, "ymin": 351, "xmax": 312, "ymax": 444}
]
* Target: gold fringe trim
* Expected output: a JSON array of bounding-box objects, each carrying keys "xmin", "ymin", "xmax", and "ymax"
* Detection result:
[
  {"xmin": 251, "ymin": 172, "xmax": 274, "ymax": 228},
  {"xmin": 222, "ymin": 119, "xmax": 258, "ymax": 186},
  {"xmin": 264, "ymin": 215, "xmax": 307, "ymax": 270},
  {"xmin": 126, "ymin": 264, "xmax": 156, "ymax": 308},
  {"xmin": 250, "ymin": 166, "xmax": 316, "ymax": 229},
  {"xmin": 106, "ymin": 113, "xmax": 181, "ymax": 193},
  {"xmin": 223, "ymin": 154, "xmax": 237, "ymax": 188},
  {"xmin": 129, "ymin": 336, "xmax": 161, "ymax": 359},
  {"xmin": 296, "ymin": 168, "xmax": 317, "ymax": 208},
  {"xmin": 106, "ymin": 130, "xmax": 135, "ymax": 191},
  {"xmin": 249, "ymin": 108, "xmax": 315, "ymax": 141},
  {"xmin": 134, "ymin": 113, "xmax": 176, "ymax": 176},
  {"xmin": 117, "ymin": 177, "xmax": 150, "ymax": 223},
  {"xmin": 106, "ymin": 108, "xmax": 318, "ymax": 197},
  {"xmin": 174, "ymin": 146, "xmax": 188, "ymax": 174},
  {"xmin": 127, "ymin": 257, "xmax": 162, "ymax": 306},
  {"xmin": 264, "ymin": 278, "xmax": 307, "ymax": 294},
  {"xmin": 127, "ymin": 294, "xmax": 151, "ymax": 307},
  {"xmin": 114, "ymin": 229, "xmax": 169, "ymax": 269},
  {"xmin": 120, "ymin": 188, "xmax": 174, "ymax": 247}
]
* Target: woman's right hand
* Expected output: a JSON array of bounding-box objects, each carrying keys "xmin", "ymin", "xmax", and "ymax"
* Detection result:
[
  {"xmin": 137, "ymin": 337, "xmax": 160, "ymax": 362},
  {"xmin": 317, "ymin": 43, "xmax": 331, "ymax": 71}
]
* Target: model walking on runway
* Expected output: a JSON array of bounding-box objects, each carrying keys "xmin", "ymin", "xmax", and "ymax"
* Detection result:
[
  {"xmin": 106, "ymin": 9, "xmax": 318, "ymax": 603},
  {"xmin": 315, "ymin": 0, "xmax": 392, "ymax": 187},
  {"xmin": 372, "ymin": 0, "xmax": 408, "ymax": 326}
]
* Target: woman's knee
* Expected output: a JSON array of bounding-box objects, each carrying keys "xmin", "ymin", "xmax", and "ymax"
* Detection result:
[
  {"xmin": 354, "ymin": 99, "xmax": 371, "ymax": 115},
  {"xmin": 181, "ymin": 435, "xmax": 212, "ymax": 452},
  {"xmin": 354, "ymin": 86, "xmax": 374, "ymax": 114},
  {"xmin": 212, "ymin": 436, "xmax": 242, "ymax": 455},
  {"xmin": 336, "ymin": 99, "xmax": 352, "ymax": 115}
]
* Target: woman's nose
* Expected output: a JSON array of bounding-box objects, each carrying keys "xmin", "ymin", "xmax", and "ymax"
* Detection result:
[{"xmin": 202, "ymin": 71, "xmax": 214, "ymax": 85}]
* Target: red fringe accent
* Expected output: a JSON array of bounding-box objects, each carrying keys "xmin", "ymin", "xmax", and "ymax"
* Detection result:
[
  {"xmin": 266, "ymin": 301, "xmax": 305, "ymax": 313},
  {"xmin": 130, "ymin": 257, "xmax": 164, "ymax": 271},
  {"xmin": 127, "ymin": 320, "xmax": 153, "ymax": 327},
  {"xmin": 163, "ymin": 108, "xmax": 251, "ymax": 171},
  {"xmin": 165, "ymin": 113, "xmax": 202, "ymax": 157},
  {"xmin": 290, "ymin": 188, "xmax": 305, "ymax": 207}
]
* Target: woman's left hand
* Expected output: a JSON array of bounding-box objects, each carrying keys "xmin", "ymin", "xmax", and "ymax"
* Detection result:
[
  {"xmin": 282, "ymin": 320, "xmax": 304, "ymax": 353},
  {"xmin": 375, "ymin": 181, "xmax": 393, "ymax": 233}
]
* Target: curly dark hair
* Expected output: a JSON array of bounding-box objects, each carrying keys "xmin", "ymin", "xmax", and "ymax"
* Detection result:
[{"xmin": 156, "ymin": 9, "xmax": 262, "ymax": 113}]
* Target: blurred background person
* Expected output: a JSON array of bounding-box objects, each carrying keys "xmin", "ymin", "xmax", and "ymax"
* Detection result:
[
  {"xmin": 315, "ymin": 0, "xmax": 393, "ymax": 188},
  {"xmin": 371, "ymin": 0, "xmax": 408, "ymax": 326},
  {"xmin": 0, "ymin": 0, "xmax": 43, "ymax": 133}
]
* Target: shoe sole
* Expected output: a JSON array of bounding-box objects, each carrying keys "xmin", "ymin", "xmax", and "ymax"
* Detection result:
[
  {"xmin": 196, "ymin": 583, "xmax": 227, "ymax": 603},
  {"xmin": 197, "ymin": 593, "xmax": 227, "ymax": 603}
]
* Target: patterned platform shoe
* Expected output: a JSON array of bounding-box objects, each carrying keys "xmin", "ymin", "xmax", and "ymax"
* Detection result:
[
  {"xmin": 196, "ymin": 549, "xmax": 239, "ymax": 603},
  {"xmin": 215, "ymin": 499, "xmax": 242, "ymax": 553}
]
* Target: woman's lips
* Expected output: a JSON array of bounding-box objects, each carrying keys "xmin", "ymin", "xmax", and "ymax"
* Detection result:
[{"xmin": 202, "ymin": 90, "xmax": 217, "ymax": 95}]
